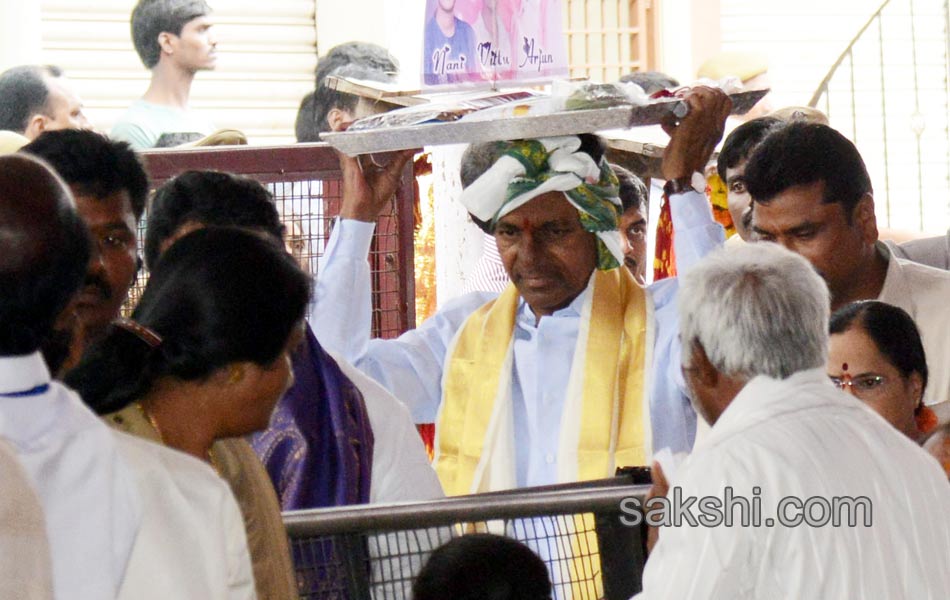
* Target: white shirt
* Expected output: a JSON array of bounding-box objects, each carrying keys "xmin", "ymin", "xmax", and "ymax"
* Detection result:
[
  {"xmin": 330, "ymin": 353, "xmax": 444, "ymax": 504},
  {"xmin": 636, "ymin": 369, "xmax": 950, "ymax": 600},
  {"xmin": 0, "ymin": 353, "xmax": 141, "ymax": 600},
  {"xmin": 115, "ymin": 433, "xmax": 256, "ymax": 600},
  {"xmin": 877, "ymin": 243, "xmax": 950, "ymax": 413},
  {"xmin": 0, "ymin": 438, "xmax": 52, "ymax": 600}
]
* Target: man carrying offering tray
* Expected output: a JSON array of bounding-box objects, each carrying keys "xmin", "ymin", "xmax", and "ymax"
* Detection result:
[{"xmin": 312, "ymin": 87, "xmax": 731, "ymax": 494}]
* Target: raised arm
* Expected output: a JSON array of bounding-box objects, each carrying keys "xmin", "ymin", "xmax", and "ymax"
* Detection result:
[
  {"xmin": 661, "ymin": 87, "xmax": 732, "ymax": 273},
  {"xmin": 310, "ymin": 149, "xmax": 493, "ymax": 424},
  {"xmin": 310, "ymin": 149, "xmax": 414, "ymax": 359},
  {"xmin": 647, "ymin": 89, "xmax": 731, "ymax": 452}
]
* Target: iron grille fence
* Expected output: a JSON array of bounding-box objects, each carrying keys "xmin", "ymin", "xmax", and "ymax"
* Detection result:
[
  {"xmin": 283, "ymin": 477, "xmax": 651, "ymax": 600},
  {"xmin": 134, "ymin": 143, "xmax": 416, "ymax": 338},
  {"xmin": 809, "ymin": 0, "xmax": 950, "ymax": 232}
]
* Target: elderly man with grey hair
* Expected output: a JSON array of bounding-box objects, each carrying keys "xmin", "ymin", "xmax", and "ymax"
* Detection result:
[{"xmin": 635, "ymin": 242, "xmax": 950, "ymax": 599}]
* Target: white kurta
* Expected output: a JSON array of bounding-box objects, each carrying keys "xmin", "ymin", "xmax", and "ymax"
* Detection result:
[
  {"xmin": 0, "ymin": 438, "xmax": 52, "ymax": 600},
  {"xmin": 115, "ymin": 433, "xmax": 256, "ymax": 600},
  {"xmin": 876, "ymin": 242, "xmax": 950, "ymax": 414},
  {"xmin": 636, "ymin": 369, "xmax": 950, "ymax": 599},
  {"xmin": 0, "ymin": 353, "xmax": 141, "ymax": 600},
  {"xmin": 312, "ymin": 190, "xmax": 723, "ymax": 488}
]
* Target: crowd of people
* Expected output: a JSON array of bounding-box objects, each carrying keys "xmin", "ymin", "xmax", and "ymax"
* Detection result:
[{"xmin": 1, "ymin": 0, "xmax": 950, "ymax": 599}]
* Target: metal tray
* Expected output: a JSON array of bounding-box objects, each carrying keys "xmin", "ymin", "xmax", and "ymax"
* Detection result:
[{"xmin": 321, "ymin": 89, "xmax": 768, "ymax": 156}]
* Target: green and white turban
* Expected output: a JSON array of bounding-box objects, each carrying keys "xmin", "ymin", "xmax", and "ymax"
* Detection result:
[{"xmin": 459, "ymin": 136, "xmax": 625, "ymax": 270}]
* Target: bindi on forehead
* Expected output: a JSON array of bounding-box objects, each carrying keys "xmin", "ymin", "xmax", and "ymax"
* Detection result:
[{"xmin": 520, "ymin": 217, "xmax": 531, "ymax": 232}]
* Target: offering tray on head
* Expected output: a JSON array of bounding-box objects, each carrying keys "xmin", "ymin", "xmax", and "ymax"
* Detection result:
[{"xmin": 321, "ymin": 88, "xmax": 769, "ymax": 156}]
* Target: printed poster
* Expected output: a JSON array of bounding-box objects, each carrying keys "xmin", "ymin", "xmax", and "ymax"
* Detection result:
[{"xmin": 422, "ymin": 0, "xmax": 569, "ymax": 87}]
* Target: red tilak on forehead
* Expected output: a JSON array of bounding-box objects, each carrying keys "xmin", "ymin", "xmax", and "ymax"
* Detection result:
[{"xmin": 842, "ymin": 363, "xmax": 849, "ymax": 372}]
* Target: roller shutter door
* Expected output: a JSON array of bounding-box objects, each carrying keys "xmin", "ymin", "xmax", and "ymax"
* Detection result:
[{"xmin": 40, "ymin": 0, "xmax": 317, "ymax": 145}]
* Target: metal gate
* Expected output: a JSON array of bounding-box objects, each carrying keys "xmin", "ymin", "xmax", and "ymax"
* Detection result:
[{"xmin": 133, "ymin": 143, "xmax": 416, "ymax": 339}]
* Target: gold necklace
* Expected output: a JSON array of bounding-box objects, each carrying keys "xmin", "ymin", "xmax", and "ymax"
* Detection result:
[{"xmin": 134, "ymin": 401, "xmax": 165, "ymax": 442}]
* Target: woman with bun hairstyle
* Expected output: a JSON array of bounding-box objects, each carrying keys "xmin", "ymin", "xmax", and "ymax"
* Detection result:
[{"xmin": 66, "ymin": 226, "xmax": 309, "ymax": 600}]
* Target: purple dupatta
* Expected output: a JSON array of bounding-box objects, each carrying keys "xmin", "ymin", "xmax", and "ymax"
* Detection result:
[{"xmin": 251, "ymin": 324, "xmax": 374, "ymax": 509}]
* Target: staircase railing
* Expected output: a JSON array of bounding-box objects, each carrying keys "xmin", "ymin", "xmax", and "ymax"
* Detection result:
[{"xmin": 809, "ymin": 0, "xmax": 950, "ymax": 232}]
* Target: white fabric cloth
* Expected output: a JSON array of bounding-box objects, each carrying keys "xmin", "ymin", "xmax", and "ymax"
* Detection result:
[
  {"xmin": 458, "ymin": 136, "xmax": 605, "ymax": 222},
  {"xmin": 635, "ymin": 369, "xmax": 950, "ymax": 600},
  {"xmin": 328, "ymin": 352, "xmax": 444, "ymax": 503},
  {"xmin": 877, "ymin": 242, "xmax": 950, "ymax": 413},
  {"xmin": 115, "ymin": 433, "xmax": 256, "ymax": 600},
  {"xmin": 312, "ymin": 190, "xmax": 723, "ymax": 488},
  {"xmin": 0, "ymin": 438, "xmax": 52, "ymax": 600},
  {"xmin": 457, "ymin": 136, "xmax": 627, "ymax": 265},
  {"xmin": 0, "ymin": 352, "xmax": 141, "ymax": 600}
]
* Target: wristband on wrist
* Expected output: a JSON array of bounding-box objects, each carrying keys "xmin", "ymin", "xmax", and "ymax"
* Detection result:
[{"xmin": 663, "ymin": 172, "xmax": 706, "ymax": 196}]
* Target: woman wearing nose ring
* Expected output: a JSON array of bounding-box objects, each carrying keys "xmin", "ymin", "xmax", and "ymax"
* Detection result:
[{"xmin": 827, "ymin": 300, "xmax": 938, "ymax": 443}]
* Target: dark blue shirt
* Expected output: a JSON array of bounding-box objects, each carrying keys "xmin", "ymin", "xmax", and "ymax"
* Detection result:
[{"xmin": 423, "ymin": 16, "xmax": 479, "ymax": 85}]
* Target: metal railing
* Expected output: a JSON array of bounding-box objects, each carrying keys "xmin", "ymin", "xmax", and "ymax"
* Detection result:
[
  {"xmin": 809, "ymin": 0, "xmax": 950, "ymax": 232},
  {"xmin": 132, "ymin": 143, "xmax": 416, "ymax": 338},
  {"xmin": 283, "ymin": 477, "xmax": 651, "ymax": 600}
]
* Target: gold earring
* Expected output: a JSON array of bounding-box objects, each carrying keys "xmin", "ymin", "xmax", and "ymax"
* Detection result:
[{"xmin": 227, "ymin": 365, "xmax": 243, "ymax": 384}]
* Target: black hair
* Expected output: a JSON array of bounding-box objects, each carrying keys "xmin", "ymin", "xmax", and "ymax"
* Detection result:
[
  {"xmin": 716, "ymin": 116, "xmax": 784, "ymax": 181},
  {"xmin": 131, "ymin": 0, "xmax": 212, "ymax": 69},
  {"xmin": 829, "ymin": 300, "xmax": 928, "ymax": 394},
  {"xmin": 617, "ymin": 70, "xmax": 679, "ymax": 95},
  {"xmin": 412, "ymin": 534, "xmax": 552, "ymax": 600},
  {"xmin": 460, "ymin": 134, "xmax": 608, "ymax": 234},
  {"xmin": 0, "ymin": 65, "xmax": 63, "ymax": 133},
  {"xmin": 295, "ymin": 42, "xmax": 399, "ymax": 141},
  {"xmin": 294, "ymin": 92, "xmax": 319, "ymax": 142},
  {"xmin": 0, "ymin": 156, "xmax": 90, "ymax": 355},
  {"xmin": 21, "ymin": 129, "xmax": 149, "ymax": 221},
  {"xmin": 744, "ymin": 123, "xmax": 872, "ymax": 218},
  {"xmin": 144, "ymin": 170, "xmax": 283, "ymax": 269},
  {"xmin": 612, "ymin": 163, "xmax": 648, "ymax": 214},
  {"xmin": 65, "ymin": 227, "xmax": 310, "ymax": 414}
]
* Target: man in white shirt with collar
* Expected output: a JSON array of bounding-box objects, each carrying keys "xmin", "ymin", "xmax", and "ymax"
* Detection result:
[
  {"xmin": 0, "ymin": 154, "xmax": 142, "ymax": 599},
  {"xmin": 747, "ymin": 122, "xmax": 950, "ymax": 421},
  {"xmin": 636, "ymin": 242, "xmax": 950, "ymax": 599},
  {"xmin": 0, "ymin": 154, "xmax": 256, "ymax": 600}
]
